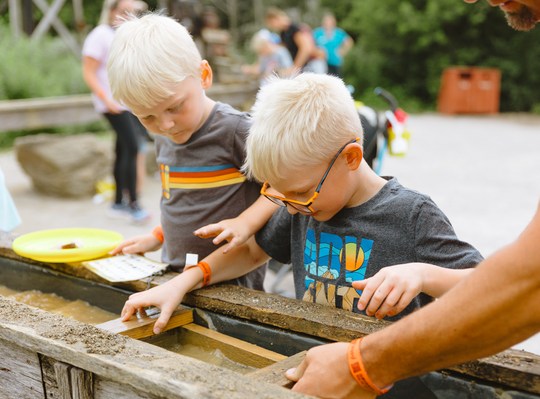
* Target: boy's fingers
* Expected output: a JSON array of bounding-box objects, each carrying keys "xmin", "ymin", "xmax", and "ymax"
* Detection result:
[
  {"xmin": 375, "ymin": 289, "xmax": 402, "ymax": 319},
  {"xmin": 286, "ymin": 357, "xmax": 308, "ymax": 382},
  {"xmin": 213, "ymin": 229, "xmax": 232, "ymax": 245},
  {"xmin": 222, "ymin": 237, "xmax": 240, "ymax": 254},
  {"xmin": 121, "ymin": 303, "xmax": 136, "ymax": 321},
  {"xmin": 356, "ymin": 278, "xmax": 377, "ymax": 311},
  {"xmin": 154, "ymin": 307, "xmax": 174, "ymax": 335},
  {"xmin": 366, "ymin": 282, "xmax": 392, "ymax": 316},
  {"xmin": 389, "ymin": 290, "xmax": 417, "ymax": 316},
  {"xmin": 194, "ymin": 224, "xmax": 220, "ymax": 238}
]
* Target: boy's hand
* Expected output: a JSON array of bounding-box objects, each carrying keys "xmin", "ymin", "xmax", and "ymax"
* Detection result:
[
  {"xmin": 286, "ymin": 343, "xmax": 377, "ymax": 398},
  {"xmin": 353, "ymin": 264, "xmax": 425, "ymax": 319},
  {"xmin": 110, "ymin": 234, "xmax": 162, "ymax": 256},
  {"xmin": 194, "ymin": 218, "xmax": 251, "ymax": 254},
  {"xmin": 121, "ymin": 279, "xmax": 184, "ymax": 334}
]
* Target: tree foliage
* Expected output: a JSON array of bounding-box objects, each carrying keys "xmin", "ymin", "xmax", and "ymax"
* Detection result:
[{"xmin": 323, "ymin": 0, "xmax": 540, "ymax": 112}]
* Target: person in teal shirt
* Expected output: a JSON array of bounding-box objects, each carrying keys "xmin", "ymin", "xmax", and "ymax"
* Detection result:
[{"xmin": 313, "ymin": 13, "xmax": 354, "ymax": 77}]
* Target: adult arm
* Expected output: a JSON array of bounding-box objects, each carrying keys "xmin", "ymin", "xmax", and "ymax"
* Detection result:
[
  {"xmin": 340, "ymin": 36, "xmax": 354, "ymax": 57},
  {"xmin": 82, "ymin": 56, "xmax": 121, "ymax": 114},
  {"xmin": 292, "ymin": 30, "xmax": 315, "ymax": 69}
]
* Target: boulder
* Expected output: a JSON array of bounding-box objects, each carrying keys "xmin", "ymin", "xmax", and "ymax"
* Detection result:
[{"xmin": 15, "ymin": 133, "xmax": 113, "ymax": 197}]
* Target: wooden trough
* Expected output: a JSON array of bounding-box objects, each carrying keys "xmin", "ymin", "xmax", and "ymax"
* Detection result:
[{"xmin": 1, "ymin": 231, "xmax": 540, "ymax": 399}]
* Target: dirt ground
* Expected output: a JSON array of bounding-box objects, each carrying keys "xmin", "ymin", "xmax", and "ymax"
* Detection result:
[{"xmin": 2, "ymin": 112, "xmax": 540, "ymax": 353}]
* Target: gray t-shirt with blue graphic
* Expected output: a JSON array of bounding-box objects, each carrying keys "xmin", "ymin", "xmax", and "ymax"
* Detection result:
[{"xmin": 255, "ymin": 177, "xmax": 483, "ymax": 321}]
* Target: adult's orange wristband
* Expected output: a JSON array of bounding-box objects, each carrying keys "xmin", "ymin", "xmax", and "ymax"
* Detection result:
[
  {"xmin": 96, "ymin": 89, "xmax": 106, "ymax": 99},
  {"xmin": 347, "ymin": 338, "xmax": 392, "ymax": 396},
  {"xmin": 196, "ymin": 261, "xmax": 211, "ymax": 288},
  {"xmin": 151, "ymin": 226, "xmax": 164, "ymax": 243}
]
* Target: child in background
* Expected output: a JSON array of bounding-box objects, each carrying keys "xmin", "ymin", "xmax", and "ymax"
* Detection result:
[
  {"xmin": 241, "ymin": 29, "xmax": 293, "ymax": 84},
  {"xmin": 108, "ymin": 13, "xmax": 279, "ymax": 289}
]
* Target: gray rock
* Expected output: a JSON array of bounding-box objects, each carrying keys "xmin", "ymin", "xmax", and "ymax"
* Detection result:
[{"xmin": 15, "ymin": 133, "xmax": 113, "ymax": 197}]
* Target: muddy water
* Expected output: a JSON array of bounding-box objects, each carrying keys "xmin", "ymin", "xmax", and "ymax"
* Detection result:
[
  {"xmin": 168, "ymin": 342, "xmax": 257, "ymax": 374},
  {"xmin": 0, "ymin": 285, "xmax": 117, "ymax": 325}
]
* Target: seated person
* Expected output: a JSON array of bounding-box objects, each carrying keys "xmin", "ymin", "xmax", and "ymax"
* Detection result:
[
  {"xmin": 241, "ymin": 29, "xmax": 293, "ymax": 84},
  {"xmin": 107, "ymin": 12, "xmax": 280, "ymax": 289},
  {"xmin": 121, "ymin": 72, "xmax": 483, "ymax": 332}
]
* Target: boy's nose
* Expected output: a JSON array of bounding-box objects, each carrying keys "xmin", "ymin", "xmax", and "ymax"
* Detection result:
[
  {"xmin": 158, "ymin": 116, "xmax": 175, "ymax": 132},
  {"xmin": 285, "ymin": 204, "xmax": 299, "ymax": 215}
]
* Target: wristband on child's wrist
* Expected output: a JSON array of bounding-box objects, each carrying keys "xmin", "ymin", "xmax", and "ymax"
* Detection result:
[
  {"xmin": 347, "ymin": 338, "xmax": 393, "ymax": 396},
  {"xmin": 151, "ymin": 226, "xmax": 164, "ymax": 243},
  {"xmin": 196, "ymin": 261, "xmax": 211, "ymax": 288}
]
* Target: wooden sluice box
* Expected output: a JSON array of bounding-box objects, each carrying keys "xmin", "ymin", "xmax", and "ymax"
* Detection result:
[{"xmin": 2, "ymin": 232, "xmax": 540, "ymax": 399}]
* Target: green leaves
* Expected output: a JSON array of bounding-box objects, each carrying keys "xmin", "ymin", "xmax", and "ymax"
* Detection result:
[{"xmin": 323, "ymin": 0, "xmax": 540, "ymax": 112}]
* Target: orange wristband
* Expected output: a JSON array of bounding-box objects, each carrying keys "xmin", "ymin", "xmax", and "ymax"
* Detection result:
[
  {"xmin": 96, "ymin": 89, "xmax": 106, "ymax": 99},
  {"xmin": 151, "ymin": 226, "xmax": 164, "ymax": 243},
  {"xmin": 196, "ymin": 261, "xmax": 211, "ymax": 288},
  {"xmin": 348, "ymin": 338, "xmax": 392, "ymax": 396}
]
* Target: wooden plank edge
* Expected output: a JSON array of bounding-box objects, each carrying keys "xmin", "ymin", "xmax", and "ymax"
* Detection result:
[
  {"xmin": 96, "ymin": 306, "xmax": 193, "ymax": 340},
  {"xmin": 248, "ymin": 351, "xmax": 307, "ymax": 389},
  {"xmin": 182, "ymin": 323, "xmax": 286, "ymax": 365}
]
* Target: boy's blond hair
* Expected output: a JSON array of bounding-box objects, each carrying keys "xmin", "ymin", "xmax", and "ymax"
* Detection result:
[
  {"xmin": 243, "ymin": 73, "xmax": 363, "ymax": 183},
  {"xmin": 107, "ymin": 12, "xmax": 202, "ymax": 108}
]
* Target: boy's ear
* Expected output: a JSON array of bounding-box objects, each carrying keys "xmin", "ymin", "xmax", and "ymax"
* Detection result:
[
  {"xmin": 200, "ymin": 60, "xmax": 213, "ymax": 90},
  {"xmin": 344, "ymin": 143, "xmax": 363, "ymax": 171}
]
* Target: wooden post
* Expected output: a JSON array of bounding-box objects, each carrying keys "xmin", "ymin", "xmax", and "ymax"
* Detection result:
[
  {"xmin": 72, "ymin": 0, "xmax": 85, "ymax": 44},
  {"xmin": 71, "ymin": 367, "xmax": 93, "ymax": 399},
  {"xmin": 54, "ymin": 362, "xmax": 73, "ymax": 399},
  {"xmin": 226, "ymin": 0, "xmax": 237, "ymax": 44},
  {"xmin": 32, "ymin": 0, "xmax": 66, "ymax": 39},
  {"xmin": 157, "ymin": 0, "xmax": 167, "ymax": 12},
  {"xmin": 31, "ymin": 0, "xmax": 81, "ymax": 59},
  {"xmin": 8, "ymin": 0, "xmax": 23, "ymax": 39},
  {"xmin": 253, "ymin": 0, "xmax": 263, "ymax": 26}
]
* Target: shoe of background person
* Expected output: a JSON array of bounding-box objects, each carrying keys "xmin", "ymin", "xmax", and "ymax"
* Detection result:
[
  {"xmin": 128, "ymin": 201, "xmax": 151, "ymax": 225},
  {"xmin": 107, "ymin": 203, "xmax": 132, "ymax": 219}
]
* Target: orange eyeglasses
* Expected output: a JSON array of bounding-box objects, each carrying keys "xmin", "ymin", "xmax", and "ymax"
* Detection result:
[{"xmin": 260, "ymin": 138, "xmax": 361, "ymax": 214}]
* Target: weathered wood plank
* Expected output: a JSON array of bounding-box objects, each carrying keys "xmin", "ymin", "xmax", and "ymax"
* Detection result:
[
  {"xmin": 183, "ymin": 284, "xmax": 391, "ymax": 342},
  {"xmin": 0, "ymin": 296, "xmax": 308, "ymax": 399},
  {"xmin": 93, "ymin": 375, "xmax": 159, "ymax": 399},
  {"xmin": 71, "ymin": 367, "xmax": 93, "ymax": 399},
  {"xmin": 0, "ymin": 83, "xmax": 258, "ymax": 133},
  {"xmin": 180, "ymin": 323, "xmax": 287, "ymax": 368},
  {"xmin": 96, "ymin": 306, "xmax": 193, "ymax": 340},
  {"xmin": 54, "ymin": 362, "xmax": 73, "ymax": 399},
  {"xmin": 0, "ymin": 337, "xmax": 45, "ymax": 399},
  {"xmin": 249, "ymin": 351, "xmax": 307, "ymax": 388}
]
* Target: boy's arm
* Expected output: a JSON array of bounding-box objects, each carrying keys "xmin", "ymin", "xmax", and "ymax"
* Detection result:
[
  {"xmin": 194, "ymin": 194, "xmax": 279, "ymax": 253},
  {"xmin": 121, "ymin": 235, "xmax": 271, "ymax": 334}
]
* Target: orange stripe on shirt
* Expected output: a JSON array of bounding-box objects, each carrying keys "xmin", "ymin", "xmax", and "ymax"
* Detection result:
[
  {"xmin": 169, "ymin": 172, "xmax": 243, "ymax": 184},
  {"xmin": 169, "ymin": 167, "xmax": 238, "ymax": 178}
]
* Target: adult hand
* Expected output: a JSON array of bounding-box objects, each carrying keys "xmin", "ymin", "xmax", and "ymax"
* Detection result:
[
  {"xmin": 286, "ymin": 343, "xmax": 377, "ymax": 399},
  {"xmin": 194, "ymin": 218, "xmax": 252, "ymax": 254},
  {"xmin": 110, "ymin": 234, "xmax": 162, "ymax": 255},
  {"xmin": 353, "ymin": 263, "xmax": 425, "ymax": 319},
  {"xmin": 104, "ymin": 97, "xmax": 123, "ymax": 114}
]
